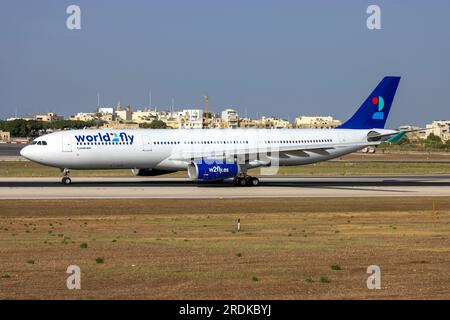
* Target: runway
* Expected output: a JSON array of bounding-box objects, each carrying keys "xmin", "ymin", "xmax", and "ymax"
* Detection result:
[
  {"xmin": 1, "ymin": 175, "xmax": 450, "ymax": 199},
  {"xmin": 0, "ymin": 143, "xmax": 26, "ymax": 161},
  {"xmin": 0, "ymin": 143, "xmax": 24, "ymax": 156}
]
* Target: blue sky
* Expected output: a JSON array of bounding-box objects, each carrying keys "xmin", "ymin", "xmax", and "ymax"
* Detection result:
[{"xmin": 0, "ymin": 0, "xmax": 449, "ymax": 127}]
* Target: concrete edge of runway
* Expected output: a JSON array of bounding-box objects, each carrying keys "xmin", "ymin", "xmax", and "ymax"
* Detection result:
[{"xmin": 1, "ymin": 176, "xmax": 450, "ymax": 199}]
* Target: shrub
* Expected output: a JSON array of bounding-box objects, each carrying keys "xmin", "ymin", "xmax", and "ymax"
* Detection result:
[{"xmin": 331, "ymin": 263, "xmax": 341, "ymax": 271}]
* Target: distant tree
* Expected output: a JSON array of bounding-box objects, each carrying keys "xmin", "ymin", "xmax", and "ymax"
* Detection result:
[
  {"xmin": 0, "ymin": 119, "xmax": 98, "ymax": 138},
  {"xmin": 446, "ymin": 140, "xmax": 450, "ymax": 149},
  {"xmin": 423, "ymin": 133, "xmax": 446, "ymax": 150},
  {"xmin": 140, "ymin": 120, "xmax": 168, "ymax": 129},
  {"xmin": 426, "ymin": 133, "xmax": 442, "ymax": 144}
]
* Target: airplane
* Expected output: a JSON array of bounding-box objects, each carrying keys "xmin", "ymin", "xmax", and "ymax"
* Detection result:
[{"xmin": 20, "ymin": 76, "xmax": 404, "ymax": 186}]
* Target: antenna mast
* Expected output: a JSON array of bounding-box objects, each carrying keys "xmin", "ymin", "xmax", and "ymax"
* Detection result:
[
  {"xmin": 149, "ymin": 91, "xmax": 152, "ymax": 110},
  {"xmin": 203, "ymin": 95, "xmax": 209, "ymax": 128}
]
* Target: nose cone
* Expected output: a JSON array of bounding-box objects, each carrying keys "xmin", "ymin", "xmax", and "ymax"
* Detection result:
[{"xmin": 20, "ymin": 146, "xmax": 32, "ymax": 160}]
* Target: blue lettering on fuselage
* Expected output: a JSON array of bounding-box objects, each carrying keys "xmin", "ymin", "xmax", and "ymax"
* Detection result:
[{"xmin": 74, "ymin": 132, "xmax": 134, "ymax": 144}]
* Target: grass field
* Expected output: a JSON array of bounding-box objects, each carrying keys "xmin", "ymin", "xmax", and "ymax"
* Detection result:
[
  {"xmin": 0, "ymin": 160, "xmax": 449, "ymax": 177},
  {"xmin": 0, "ymin": 197, "xmax": 449, "ymax": 299}
]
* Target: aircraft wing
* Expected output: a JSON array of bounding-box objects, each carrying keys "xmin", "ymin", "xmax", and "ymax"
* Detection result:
[{"xmin": 168, "ymin": 141, "xmax": 381, "ymax": 162}]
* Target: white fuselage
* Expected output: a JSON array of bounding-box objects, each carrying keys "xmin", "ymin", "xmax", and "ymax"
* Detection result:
[{"xmin": 20, "ymin": 128, "xmax": 394, "ymax": 173}]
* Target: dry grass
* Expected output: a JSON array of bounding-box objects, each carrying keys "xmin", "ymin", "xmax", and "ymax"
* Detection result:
[
  {"xmin": 0, "ymin": 160, "xmax": 449, "ymax": 177},
  {"xmin": 0, "ymin": 197, "xmax": 449, "ymax": 299}
]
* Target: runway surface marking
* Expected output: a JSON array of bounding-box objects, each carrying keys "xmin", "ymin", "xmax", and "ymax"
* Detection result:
[{"xmin": 1, "ymin": 176, "xmax": 450, "ymax": 199}]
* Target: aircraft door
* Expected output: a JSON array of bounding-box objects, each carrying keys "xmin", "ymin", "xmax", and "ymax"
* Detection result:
[
  {"xmin": 336, "ymin": 131, "xmax": 346, "ymax": 144},
  {"xmin": 62, "ymin": 135, "xmax": 72, "ymax": 152},
  {"xmin": 142, "ymin": 135, "xmax": 152, "ymax": 151}
]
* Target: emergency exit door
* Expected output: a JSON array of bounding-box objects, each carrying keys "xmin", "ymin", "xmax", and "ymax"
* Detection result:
[
  {"xmin": 142, "ymin": 135, "xmax": 152, "ymax": 151},
  {"xmin": 62, "ymin": 135, "xmax": 72, "ymax": 152}
]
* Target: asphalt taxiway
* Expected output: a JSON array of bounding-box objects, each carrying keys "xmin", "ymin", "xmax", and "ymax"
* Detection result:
[{"xmin": 1, "ymin": 176, "xmax": 450, "ymax": 199}]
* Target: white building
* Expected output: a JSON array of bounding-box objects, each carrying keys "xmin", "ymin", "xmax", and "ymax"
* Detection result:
[
  {"xmin": 34, "ymin": 112, "xmax": 64, "ymax": 122},
  {"xmin": 97, "ymin": 107, "xmax": 114, "ymax": 114},
  {"xmin": 252, "ymin": 116, "xmax": 292, "ymax": 129},
  {"xmin": 221, "ymin": 109, "xmax": 239, "ymax": 128},
  {"xmin": 398, "ymin": 125, "xmax": 423, "ymax": 141},
  {"xmin": 70, "ymin": 112, "xmax": 96, "ymax": 122},
  {"xmin": 115, "ymin": 105, "xmax": 132, "ymax": 121},
  {"xmin": 425, "ymin": 120, "xmax": 450, "ymax": 142},
  {"xmin": 181, "ymin": 109, "xmax": 203, "ymax": 129},
  {"xmin": 95, "ymin": 107, "xmax": 115, "ymax": 122},
  {"xmin": 132, "ymin": 109, "xmax": 158, "ymax": 123},
  {"xmin": 272, "ymin": 118, "xmax": 292, "ymax": 129},
  {"xmin": 0, "ymin": 130, "xmax": 10, "ymax": 141},
  {"xmin": 295, "ymin": 116, "xmax": 341, "ymax": 129}
]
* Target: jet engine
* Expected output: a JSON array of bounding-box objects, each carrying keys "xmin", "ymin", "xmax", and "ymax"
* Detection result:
[{"xmin": 187, "ymin": 159, "xmax": 239, "ymax": 181}]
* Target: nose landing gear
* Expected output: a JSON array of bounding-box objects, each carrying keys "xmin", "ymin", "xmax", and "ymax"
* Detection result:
[
  {"xmin": 61, "ymin": 168, "xmax": 72, "ymax": 185},
  {"xmin": 233, "ymin": 176, "xmax": 260, "ymax": 187}
]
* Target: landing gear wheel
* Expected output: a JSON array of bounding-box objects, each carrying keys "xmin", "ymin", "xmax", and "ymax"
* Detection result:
[
  {"xmin": 61, "ymin": 168, "xmax": 71, "ymax": 185},
  {"xmin": 239, "ymin": 177, "xmax": 248, "ymax": 186},
  {"xmin": 233, "ymin": 176, "xmax": 260, "ymax": 187},
  {"xmin": 250, "ymin": 177, "xmax": 260, "ymax": 186},
  {"xmin": 61, "ymin": 177, "xmax": 72, "ymax": 185}
]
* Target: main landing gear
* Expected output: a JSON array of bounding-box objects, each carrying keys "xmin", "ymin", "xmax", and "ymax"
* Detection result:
[
  {"xmin": 233, "ymin": 176, "xmax": 260, "ymax": 187},
  {"xmin": 61, "ymin": 168, "xmax": 72, "ymax": 185}
]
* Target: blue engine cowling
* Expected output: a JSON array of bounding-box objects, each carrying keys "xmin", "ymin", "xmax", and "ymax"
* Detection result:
[{"xmin": 187, "ymin": 159, "xmax": 239, "ymax": 181}]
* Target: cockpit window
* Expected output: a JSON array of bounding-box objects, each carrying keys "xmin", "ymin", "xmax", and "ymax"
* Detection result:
[{"xmin": 31, "ymin": 140, "xmax": 47, "ymax": 145}]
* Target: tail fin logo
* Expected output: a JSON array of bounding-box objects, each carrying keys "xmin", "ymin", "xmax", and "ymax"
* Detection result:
[{"xmin": 371, "ymin": 96, "xmax": 384, "ymax": 120}]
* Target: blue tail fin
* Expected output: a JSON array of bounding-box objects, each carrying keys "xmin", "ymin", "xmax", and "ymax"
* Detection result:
[{"xmin": 337, "ymin": 76, "xmax": 400, "ymax": 129}]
